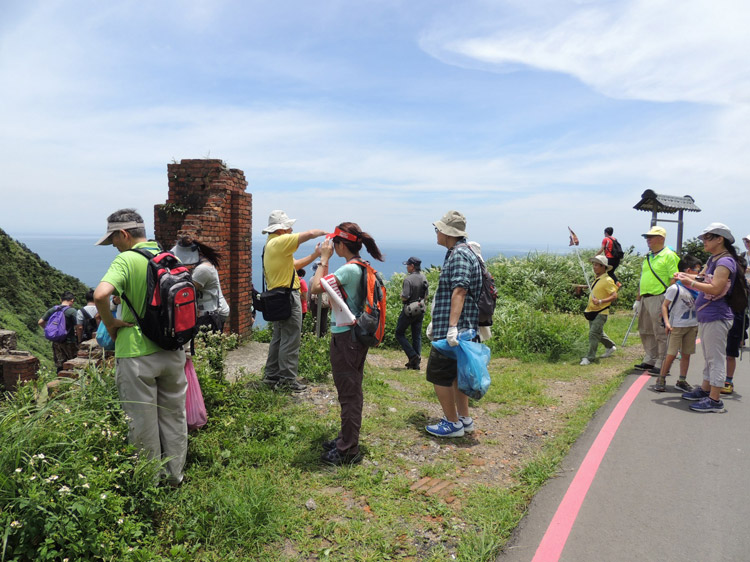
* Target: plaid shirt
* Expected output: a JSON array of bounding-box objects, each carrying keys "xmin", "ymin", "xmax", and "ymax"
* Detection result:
[{"xmin": 431, "ymin": 239, "xmax": 483, "ymax": 340}]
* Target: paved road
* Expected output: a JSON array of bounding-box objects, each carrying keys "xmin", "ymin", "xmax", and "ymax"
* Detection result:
[{"xmin": 499, "ymin": 346, "xmax": 750, "ymax": 562}]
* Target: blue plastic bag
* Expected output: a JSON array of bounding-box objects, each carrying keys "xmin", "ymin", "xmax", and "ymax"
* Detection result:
[
  {"xmin": 96, "ymin": 310, "xmax": 115, "ymax": 351},
  {"xmin": 432, "ymin": 330, "xmax": 491, "ymax": 399}
]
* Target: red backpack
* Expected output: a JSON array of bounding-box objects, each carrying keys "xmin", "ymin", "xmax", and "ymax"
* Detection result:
[
  {"xmin": 345, "ymin": 259, "xmax": 387, "ymax": 347},
  {"xmin": 121, "ymin": 248, "xmax": 198, "ymax": 350}
]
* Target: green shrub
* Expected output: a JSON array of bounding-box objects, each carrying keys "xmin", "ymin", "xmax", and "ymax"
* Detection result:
[{"xmin": 298, "ymin": 333, "xmax": 332, "ymax": 382}]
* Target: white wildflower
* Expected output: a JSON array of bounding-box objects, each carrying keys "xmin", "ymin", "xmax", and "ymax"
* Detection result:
[
  {"xmin": 100, "ymin": 493, "xmax": 107, "ymax": 500},
  {"xmin": 58, "ymin": 486, "xmax": 71, "ymax": 494},
  {"xmin": 117, "ymin": 519, "xmax": 124, "ymax": 525},
  {"xmin": 82, "ymin": 483, "xmax": 90, "ymax": 489},
  {"xmin": 15, "ymin": 468, "xmax": 22, "ymax": 473},
  {"xmin": 78, "ymin": 473, "xmax": 86, "ymax": 479},
  {"xmin": 92, "ymin": 456, "xmax": 98, "ymax": 461},
  {"xmin": 10, "ymin": 521, "xmax": 22, "ymax": 529},
  {"xmin": 30, "ymin": 475, "xmax": 37, "ymax": 481}
]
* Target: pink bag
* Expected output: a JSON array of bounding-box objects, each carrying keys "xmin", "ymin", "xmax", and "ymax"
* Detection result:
[{"xmin": 184, "ymin": 357, "xmax": 207, "ymax": 430}]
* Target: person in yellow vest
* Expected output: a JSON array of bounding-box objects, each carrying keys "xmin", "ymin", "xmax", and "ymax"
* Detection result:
[
  {"xmin": 632, "ymin": 226, "xmax": 680, "ymax": 373},
  {"xmin": 580, "ymin": 256, "xmax": 618, "ymax": 365},
  {"xmin": 260, "ymin": 210, "xmax": 327, "ymax": 391}
]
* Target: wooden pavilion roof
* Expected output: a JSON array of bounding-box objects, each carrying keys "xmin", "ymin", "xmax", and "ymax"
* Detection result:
[{"xmin": 633, "ymin": 189, "xmax": 701, "ymax": 213}]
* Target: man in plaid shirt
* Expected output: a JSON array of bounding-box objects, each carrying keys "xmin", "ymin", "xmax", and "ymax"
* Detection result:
[{"xmin": 425, "ymin": 210, "xmax": 483, "ymax": 438}]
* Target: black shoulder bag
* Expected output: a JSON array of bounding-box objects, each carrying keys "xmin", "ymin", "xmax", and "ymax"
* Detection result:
[{"xmin": 252, "ymin": 247, "xmax": 296, "ymax": 322}]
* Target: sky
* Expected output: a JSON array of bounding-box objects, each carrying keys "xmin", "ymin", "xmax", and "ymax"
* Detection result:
[{"xmin": 1, "ymin": 0, "xmax": 748, "ymax": 252}]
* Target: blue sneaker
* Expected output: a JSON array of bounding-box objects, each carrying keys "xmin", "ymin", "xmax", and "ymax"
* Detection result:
[
  {"xmin": 689, "ymin": 396, "xmax": 725, "ymax": 413},
  {"xmin": 681, "ymin": 387, "xmax": 709, "ymax": 401},
  {"xmin": 426, "ymin": 418, "xmax": 464, "ymax": 438},
  {"xmin": 459, "ymin": 416, "xmax": 475, "ymax": 434}
]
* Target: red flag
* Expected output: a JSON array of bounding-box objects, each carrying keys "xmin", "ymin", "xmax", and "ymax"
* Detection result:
[{"xmin": 568, "ymin": 227, "xmax": 579, "ymax": 246}]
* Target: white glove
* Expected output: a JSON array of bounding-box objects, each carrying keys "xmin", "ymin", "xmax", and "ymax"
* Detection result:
[
  {"xmin": 632, "ymin": 300, "xmax": 642, "ymax": 315},
  {"xmin": 478, "ymin": 325, "xmax": 492, "ymax": 342},
  {"xmin": 446, "ymin": 326, "xmax": 459, "ymax": 347},
  {"xmin": 426, "ymin": 322, "xmax": 433, "ymax": 341}
]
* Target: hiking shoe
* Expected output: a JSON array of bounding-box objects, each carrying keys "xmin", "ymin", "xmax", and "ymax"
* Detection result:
[
  {"xmin": 653, "ymin": 377, "xmax": 666, "ymax": 392},
  {"xmin": 406, "ymin": 355, "xmax": 421, "ymax": 370},
  {"xmin": 425, "ymin": 418, "xmax": 464, "ymax": 438},
  {"xmin": 681, "ymin": 387, "xmax": 710, "ymax": 401},
  {"xmin": 689, "ymin": 396, "xmax": 725, "ymax": 413},
  {"xmin": 261, "ymin": 376, "xmax": 280, "ymax": 387},
  {"xmin": 675, "ymin": 379, "xmax": 693, "ymax": 393},
  {"xmin": 322, "ymin": 439, "xmax": 338, "ymax": 451},
  {"xmin": 459, "ymin": 416, "xmax": 475, "ymax": 434},
  {"xmin": 580, "ymin": 358, "xmax": 591, "ymax": 366},
  {"xmin": 321, "ymin": 447, "xmax": 362, "ymax": 466},
  {"xmin": 648, "ymin": 367, "xmax": 663, "ymax": 376},
  {"xmin": 634, "ymin": 363, "xmax": 655, "ymax": 370},
  {"xmin": 721, "ymin": 381, "xmax": 734, "ymax": 395},
  {"xmin": 602, "ymin": 346, "xmax": 616, "ymax": 358},
  {"xmin": 275, "ymin": 378, "xmax": 307, "ymax": 391}
]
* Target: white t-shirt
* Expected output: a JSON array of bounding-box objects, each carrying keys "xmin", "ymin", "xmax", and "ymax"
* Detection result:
[
  {"xmin": 664, "ymin": 283, "xmax": 698, "ymax": 328},
  {"xmin": 76, "ymin": 304, "xmax": 98, "ymax": 325},
  {"xmin": 192, "ymin": 262, "xmax": 221, "ymax": 313}
]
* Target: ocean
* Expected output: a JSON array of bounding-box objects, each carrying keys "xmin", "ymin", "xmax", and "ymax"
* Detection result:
[{"xmin": 9, "ymin": 233, "xmax": 533, "ymax": 289}]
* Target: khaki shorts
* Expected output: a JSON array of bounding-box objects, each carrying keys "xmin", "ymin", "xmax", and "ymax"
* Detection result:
[{"xmin": 666, "ymin": 325, "xmax": 698, "ymax": 356}]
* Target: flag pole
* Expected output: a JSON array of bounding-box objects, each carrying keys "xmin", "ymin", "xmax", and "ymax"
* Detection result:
[{"xmin": 568, "ymin": 227, "xmax": 591, "ymax": 290}]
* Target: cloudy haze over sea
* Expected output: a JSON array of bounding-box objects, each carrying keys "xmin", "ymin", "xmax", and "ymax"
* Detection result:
[{"xmin": 2, "ymin": 1, "xmax": 749, "ymax": 251}]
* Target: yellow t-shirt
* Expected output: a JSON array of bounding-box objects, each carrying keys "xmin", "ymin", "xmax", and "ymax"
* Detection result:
[
  {"xmin": 585, "ymin": 273, "xmax": 618, "ymax": 315},
  {"xmin": 263, "ymin": 233, "xmax": 300, "ymax": 290}
]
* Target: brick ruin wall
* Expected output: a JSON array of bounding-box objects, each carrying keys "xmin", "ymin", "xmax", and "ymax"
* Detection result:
[{"xmin": 154, "ymin": 159, "xmax": 253, "ymax": 337}]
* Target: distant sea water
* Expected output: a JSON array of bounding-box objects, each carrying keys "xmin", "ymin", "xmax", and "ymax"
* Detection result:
[{"xmin": 9, "ymin": 233, "xmax": 538, "ymax": 289}]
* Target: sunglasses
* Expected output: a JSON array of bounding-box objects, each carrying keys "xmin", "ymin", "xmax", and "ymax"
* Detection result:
[{"xmin": 701, "ymin": 233, "xmax": 718, "ymax": 241}]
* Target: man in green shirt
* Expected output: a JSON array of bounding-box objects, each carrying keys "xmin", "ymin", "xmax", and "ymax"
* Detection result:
[
  {"xmin": 93, "ymin": 209, "xmax": 187, "ymax": 487},
  {"xmin": 633, "ymin": 226, "xmax": 680, "ymax": 373}
]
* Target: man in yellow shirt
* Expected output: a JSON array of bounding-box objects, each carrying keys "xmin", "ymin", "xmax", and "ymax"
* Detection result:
[
  {"xmin": 580, "ymin": 255, "xmax": 618, "ymax": 365},
  {"xmin": 632, "ymin": 226, "xmax": 680, "ymax": 373},
  {"xmin": 261, "ymin": 210, "xmax": 326, "ymax": 390}
]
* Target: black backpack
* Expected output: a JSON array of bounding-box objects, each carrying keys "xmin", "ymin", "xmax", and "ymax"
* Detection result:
[
  {"xmin": 608, "ymin": 237, "xmax": 625, "ymax": 260},
  {"xmin": 727, "ymin": 258, "xmax": 749, "ymax": 315},
  {"xmin": 466, "ymin": 247, "xmax": 498, "ymax": 327},
  {"xmin": 79, "ymin": 308, "xmax": 98, "ymax": 341},
  {"xmin": 121, "ymin": 248, "xmax": 198, "ymax": 350}
]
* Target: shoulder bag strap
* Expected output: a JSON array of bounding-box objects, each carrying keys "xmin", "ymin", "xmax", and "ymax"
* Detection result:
[{"xmin": 646, "ymin": 254, "xmax": 668, "ymax": 290}]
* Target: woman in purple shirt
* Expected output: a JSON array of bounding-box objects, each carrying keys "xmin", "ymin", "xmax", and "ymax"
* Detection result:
[{"xmin": 676, "ymin": 223, "xmax": 739, "ymax": 412}]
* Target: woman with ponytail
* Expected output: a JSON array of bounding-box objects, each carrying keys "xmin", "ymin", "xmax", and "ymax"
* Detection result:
[{"xmin": 310, "ymin": 222, "xmax": 384, "ymax": 466}]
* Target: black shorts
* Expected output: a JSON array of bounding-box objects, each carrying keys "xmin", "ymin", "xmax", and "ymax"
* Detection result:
[
  {"xmin": 726, "ymin": 310, "xmax": 749, "ymax": 358},
  {"xmin": 425, "ymin": 346, "xmax": 457, "ymax": 387}
]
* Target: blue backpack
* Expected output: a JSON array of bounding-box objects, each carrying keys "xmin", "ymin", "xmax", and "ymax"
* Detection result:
[{"xmin": 44, "ymin": 305, "xmax": 70, "ymax": 342}]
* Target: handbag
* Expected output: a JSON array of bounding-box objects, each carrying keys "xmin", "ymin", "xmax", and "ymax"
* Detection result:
[
  {"xmin": 184, "ymin": 357, "xmax": 207, "ymax": 430},
  {"xmin": 96, "ymin": 310, "xmax": 116, "ymax": 351},
  {"xmin": 255, "ymin": 246, "xmax": 296, "ymax": 322}
]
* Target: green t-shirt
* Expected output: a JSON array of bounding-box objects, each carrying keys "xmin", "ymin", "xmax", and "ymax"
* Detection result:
[
  {"xmin": 639, "ymin": 247, "xmax": 680, "ymax": 296},
  {"xmin": 100, "ymin": 241, "xmax": 163, "ymax": 358},
  {"xmin": 330, "ymin": 262, "xmax": 364, "ymax": 334}
]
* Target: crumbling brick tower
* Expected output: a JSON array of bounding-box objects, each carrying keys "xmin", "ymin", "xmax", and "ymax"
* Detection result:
[{"xmin": 154, "ymin": 159, "xmax": 253, "ymax": 336}]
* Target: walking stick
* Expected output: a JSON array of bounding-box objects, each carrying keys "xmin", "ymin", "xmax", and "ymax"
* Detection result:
[
  {"xmin": 574, "ymin": 247, "xmax": 592, "ymax": 291},
  {"xmin": 622, "ymin": 311, "xmax": 638, "ymax": 347}
]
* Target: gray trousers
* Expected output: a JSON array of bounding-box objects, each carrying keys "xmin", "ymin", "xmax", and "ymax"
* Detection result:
[
  {"xmin": 586, "ymin": 313, "xmax": 616, "ymax": 361},
  {"xmin": 638, "ymin": 294, "xmax": 667, "ymax": 368},
  {"xmin": 264, "ymin": 290, "xmax": 302, "ymax": 381},
  {"xmin": 700, "ymin": 319, "xmax": 733, "ymax": 387},
  {"xmin": 115, "ymin": 349, "xmax": 187, "ymax": 483}
]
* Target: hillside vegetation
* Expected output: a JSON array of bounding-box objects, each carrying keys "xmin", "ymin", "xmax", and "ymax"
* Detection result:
[{"xmin": 0, "ymin": 228, "xmax": 89, "ymax": 366}]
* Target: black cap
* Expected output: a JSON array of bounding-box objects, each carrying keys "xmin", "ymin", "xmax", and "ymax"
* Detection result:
[{"xmin": 403, "ymin": 257, "xmax": 421, "ymax": 266}]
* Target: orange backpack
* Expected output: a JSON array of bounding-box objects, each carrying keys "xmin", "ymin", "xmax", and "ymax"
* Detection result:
[{"xmin": 346, "ymin": 258, "xmax": 387, "ymax": 347}]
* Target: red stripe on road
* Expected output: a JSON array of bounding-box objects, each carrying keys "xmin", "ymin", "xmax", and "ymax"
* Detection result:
[{"xmin": 531, "ymin": 374, "xmax": 651, "ymax": 562}]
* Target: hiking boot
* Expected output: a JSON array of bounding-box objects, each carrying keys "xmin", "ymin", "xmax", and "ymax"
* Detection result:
[
  {"xmin": 261, "ymin": 376, "xmax": 280, "ymax": 387},
  {"xmin": 459, "ymin": 416, "xmax": 475, "ymax": 434},
  {"xmin": 675, "ymin": 379, "xmax": 693, "ymax": 393},
  {"xmin": 275, "ymin": 378, "xmax": 307, "ymax": 391},
  {"xmin": 681, "ymin": 387, "xmax": 710, "ymax": 401},
  {"xmin": 425, "ymin": 418, "xmax": 464, "ymax": 438},
  {"xmin": 653, "ymin": 377, "xmax": 666, "ymax": 392},
  {"xmin": 580, "ymin": 358, "xmax": 591, "ymax": 366},
  {"xmin": 634, "ymin": 363, "xmax": 655, "ymax": 371},
  {"xmin": 602, "ymin": 346, "xmax": 616, "ymax": 358},
  {"xmin": 409, "ymin": 355, "xmax": 422, "ymax": 370},
  {"xmin": 689, "ymin": 396, "xmax": 725, "ymax": 413},
  {"xmin": 322, "ymin": 439, "xmax": 338, "ymax": 451},
  {"xmin": 321, "ymin": 447, "xmax": 362, "ymax": 466},
  {"xmin": 721, "ymin": 381, "xmax": 734, "ymax": 395}
]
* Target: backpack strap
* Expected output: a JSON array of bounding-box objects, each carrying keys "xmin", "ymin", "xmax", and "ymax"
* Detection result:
[
  {"xmin": 646, "ymin": 254, "xmax": 668, "ymax": 290},
  {"xmin": 120, "ymin": 246, "xmax": 160, "ymax": 326}
]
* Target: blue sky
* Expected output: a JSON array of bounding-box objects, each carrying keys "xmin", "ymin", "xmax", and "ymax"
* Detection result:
[{"xmin": 1, "ymin": 0, "xmax": 748, "ymax": 251}]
